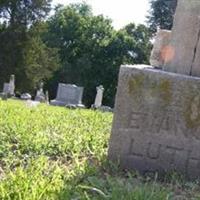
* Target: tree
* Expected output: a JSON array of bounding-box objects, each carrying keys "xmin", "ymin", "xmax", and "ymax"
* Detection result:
[
  {"xmin": 147, "ymin": 0, "xmax": 177, "ymax": 33},
  {"xmin": 0, "ymin": 0, "xmax": 51, "ymax": 26},
  {"xmin": 45, "ymin": 4, "xmax": 116, "ymax": 105},
  {"xmin": 22, "ymin": 22, "xmax": 60, "ymax": 92},
  {"xmin": 45, "ymin": 3, "xmax": 152, "ymax": 106},
  {"xmin": 0, "ymin": 0, "xmax": 59, "ymax": 93},
  {"xmin": 122, "ymin": 23, "xmax": 152, "ymax": 64}
]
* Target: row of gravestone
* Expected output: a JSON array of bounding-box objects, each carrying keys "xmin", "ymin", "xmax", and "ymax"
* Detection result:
[
  {"xmin": 0, "ymin": 75, "xmax": 112, "ymax": 111},
  {"xmin": 50, "ymin": 83, "xmax": 112, "ymax": 111}
]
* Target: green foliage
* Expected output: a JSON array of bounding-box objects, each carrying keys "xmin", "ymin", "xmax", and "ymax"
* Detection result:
[
  {"xmin": 122, "ymin": 23, "xmax": 152, "ymax": 64},
  {"xmin": 45, "ymin": 3, "xmax": 151, "ymax": 106},
  {"xmin": 0, "ymin": 100, "xmax": 199, "ymax": 199},
  {"xmin": 0, "ymin": 0, "xmax": 59, "ymax": 94},
  {"xmin": 0, "ymin": 157, "xmax": 63, "ymax": 200},
  {"xmin": 22, "ymin": 22, "xmax": 60, "ymax": 92},
  {"xmin": 0, "ymin": 1, "xmax": 152, "ymax": 106},
  {"xmin": 0, "ymin": 0, "xmax": 52, "ymax": 26},
  {"xmin": 147, "ymin": 0, "xmax": 177, "ymax": 33}
]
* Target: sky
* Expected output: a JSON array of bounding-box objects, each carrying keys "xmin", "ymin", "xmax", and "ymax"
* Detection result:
[{"xmin": 52, "ymin": 0, "xmax": 150, "ymax": 29}]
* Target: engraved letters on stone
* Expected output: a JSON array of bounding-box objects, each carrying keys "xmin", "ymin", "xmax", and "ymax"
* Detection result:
[{"xmin": 108, "ymin": 65, "xmax": 200, "ymax": 180}]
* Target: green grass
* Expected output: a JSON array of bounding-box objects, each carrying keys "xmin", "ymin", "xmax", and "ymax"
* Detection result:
[{"xmin": 0, "ymin": 100, "xmax": 200, "ymax": 199}]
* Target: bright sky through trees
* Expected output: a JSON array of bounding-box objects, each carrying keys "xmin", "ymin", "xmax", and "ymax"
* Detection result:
[{"xmin": 52, "ymin": 0, "xmax": 150, "ymax": 29}]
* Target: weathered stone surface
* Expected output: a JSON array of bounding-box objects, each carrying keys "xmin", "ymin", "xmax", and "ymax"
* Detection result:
[
  {"xmin": 164, "ymin": 0, "xmax": 200, "ymax": 76},
  {"xmin": 2, "ymin": 75, "xmax": 15, "ymax": 97},
  {"xmin": 94, "ymin": 85, "xmax": 104, "ymax": 108},
  {"xmin": 50, "ymin": 83, "xmax": 84, "ymax": 107},
  {"xmin": 35, "ymin": 82, "xmax": 45, "ymax": 102},
  {"xmin": 108, "ymin": 65, "xmax": 200, "ymax": 180},
  {"xmin": 150, "ymin": 30, "xmax": 171, "ymax": 68},
  {"xmin": 9, "ymin": 75, "xmax": 15, "ymax": 96},
  {"xmin": 3, "ymin": 83, "xmax": 10, "ymax": 94}
]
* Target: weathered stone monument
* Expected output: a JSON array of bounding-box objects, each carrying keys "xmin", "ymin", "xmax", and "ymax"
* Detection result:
[
  {"xmin": 163, "ymin": 0, "xmax": 200, "ymax": 76},
  {"xmin": 50, "ymin": 83, "xmax": 85, "ymax": 108},
  {"xmin": 108, "ymin": 0, "xmax": 200, "ymax": 180},
  {"xmin": 35, "ymin": 82, "xmax": 45, "ymax": 102},
  {"xmin": 45, "ymin": 91, "xmax": 49, "ymax": 104},
  {"xmin": 3, "ymin": 83, "xmax": 10, "ymax": 94},
  {"xmin": 91, "ymin": 85, "xmax": 113, "ymax": 112},
  {"xmin": 9, "ymin": 75, "xmax": 15, "ymax": 96},
  {"xmin": 1, "ymin": 75, "xmax": 15, "ymax": 97},
  {"xmin": 93, "ymin": 85, "xmax": 104, "ymax": 108},
  {"xmin": 150, "ymin": 30, "xmax": 171, "ymax": 68}
]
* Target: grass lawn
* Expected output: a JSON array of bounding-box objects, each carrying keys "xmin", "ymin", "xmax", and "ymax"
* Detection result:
[{"xmin": 0, "ymin": 100, "xmax": 200, "ymax": 199}]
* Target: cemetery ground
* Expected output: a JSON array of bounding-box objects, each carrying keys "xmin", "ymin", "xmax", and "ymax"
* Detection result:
[{"xmin": 0, "ymin": 100, "xmax": 200, "ymax": 200}]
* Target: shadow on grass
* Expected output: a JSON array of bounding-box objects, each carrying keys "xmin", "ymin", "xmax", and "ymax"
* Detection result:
[{"xmin": 56, "ymin": 156, "xmax": 184, "ymax": 200}]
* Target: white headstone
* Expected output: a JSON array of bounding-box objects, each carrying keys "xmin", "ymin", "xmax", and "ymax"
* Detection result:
[
  {"xmin": 94, "ymin": 85, "xmax": 104, "ymax": 108},
  {"xmin": 9, "ymin": 75, "xmax": 15, "ymax": 96},
  {"xmin": 35, "ymin": 82, "xmax": 45, "ymax": 102}
]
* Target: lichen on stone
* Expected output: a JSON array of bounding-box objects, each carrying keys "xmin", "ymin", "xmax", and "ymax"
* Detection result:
[
  {"xmin": 184, "ymin": 94, "xmax": 200, "ymax": 129},
  {"xmin": 148, "ymin": 78, "xmax": 172, "ymax": 105},
  {"xmin": 157, "ymin": 79, "xmax": 172, "ymax": 104},
  {"xmin": 128, "ymin": 73, "xmax": 145, "ymax": 95}
]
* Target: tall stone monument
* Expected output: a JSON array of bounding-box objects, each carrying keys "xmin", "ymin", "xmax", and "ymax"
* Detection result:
[
  {"xmin": 35, "ymin": 82, "xmax": 45, "ymax": 102},
  {"xmin": 9, "ymin": 75, "xmax": 15, "ymax": 96},
  {"xmin": 108, "ymin": 0, "xmax": 200, "ymax": 180},
  {"xmin": 164, "ymin": 0, "xmax": 200, "ymax": 76},
  {"xmin": 94, "ymin": 85, "xmax": 104, "ymax": 108},
  {"xmin": 150, "ymin": 30, "xmax": 171, "ymax": 68}
]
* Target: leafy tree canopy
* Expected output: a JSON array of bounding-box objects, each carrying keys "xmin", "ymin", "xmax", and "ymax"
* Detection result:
[
  {"xmin": 45, "ymin": 3, "xmax": 151, "ymax": 106},
  {"xmin": 0, "ymin": 0, "xmax": 59, "ymax": 93},
  {"xmin": 147, "ymin": 0, "xmax": 177, "ymax": 33},
  {"xmin": 0, "ymin": 0, "xmax": 52, "ymax": 26}
]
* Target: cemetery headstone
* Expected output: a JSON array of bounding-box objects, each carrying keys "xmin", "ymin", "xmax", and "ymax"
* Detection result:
[
  {"xmin": 45, "ymin": 91, "xmax": 49, "ymax": 104},
  {"xmin": 3, "ymin": 83, "xmax": 10, "ymax": 94},
  {"xmin": 109, "ymin": 65, "xmax": 200, "ymax": 180},
  {"xmin": 1, "ymin": 75, "xmax": 15, "ymax": 97},
  {"xmin": 9, "ymin": 75, "xmax": 15, "ymax": 96},
  {"xmin": 35, "ymin": 82, "xmax": 45, "ymax": 102},
  {"xmin": 150, "ymin": 30, "xmax": 171, "ymax": 68},
  {"xmin": 94, "ymin": 85, "xmax": 104, "ymax": 108},
  {"xmin": 108, "ymin": 0, "xmax": 200, "ymax": 180},
  {"xmin": 164, "ymin": 0, "xmax": 200, "ymax": 76},
  {"xmin": 50, "ymin": 83, "xmax": 85, "ymax": 108}
]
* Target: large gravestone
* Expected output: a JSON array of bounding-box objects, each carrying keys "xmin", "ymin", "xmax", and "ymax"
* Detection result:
[
  {"xmin": 50, "ymin": 83, "xmax": 84, "ymax": 107},
  {"xmin": 108, "ymin": 0, "xmax": 200, "ymax": 180},
  {"xmin": 108, "ymin": 65, "xmax": 200, "ymax": 180},
  {"xmin": 150, "ymin": 30, "xmax": 171, "ymax": 68},
  {"xmin": 164, "ymin": 0, "xmax": 200, "ymax": 76}
]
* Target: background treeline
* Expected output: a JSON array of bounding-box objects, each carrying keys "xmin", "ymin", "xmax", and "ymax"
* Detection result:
[{"xmin": 0, "ymin": 0, "xmax": 177, "ymax": 107}]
